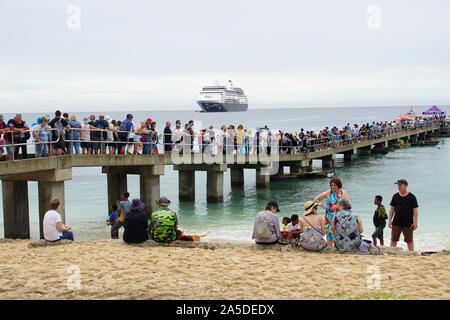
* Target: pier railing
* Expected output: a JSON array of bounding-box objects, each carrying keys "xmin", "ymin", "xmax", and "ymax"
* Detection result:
[{"xmin": 0, "ymin": 120, "xmax": 443, "ymax": 160}]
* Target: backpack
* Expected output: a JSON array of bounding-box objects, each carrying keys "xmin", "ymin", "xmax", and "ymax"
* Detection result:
[
  {"xmin": 118, "ymin": 120, "xmax": 130, "ymax": 140},
  {"xmin": 54, "ymin": 118, "xmax": 64, "ymax": 135},
  {"xmin": 254, "ymin": 213, "xmax": 272, "ymax": 239}
]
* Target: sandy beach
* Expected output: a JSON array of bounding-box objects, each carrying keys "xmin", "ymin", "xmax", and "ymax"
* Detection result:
[{"xmin": 0, "ymin": 239, "xmax": 448, "ymax": 300}]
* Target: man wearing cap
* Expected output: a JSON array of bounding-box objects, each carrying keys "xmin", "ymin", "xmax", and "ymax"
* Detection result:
[
  {"xmin": 389, "ymin": 179, "xmax": 419, "ymax": 251},
  {"xmin": 252, "ymin": 200, "xmax": 281, "ymax": 245},
  {"xmin": 149, "ymin": 197, "xmax": 182, "ymax": 243}
]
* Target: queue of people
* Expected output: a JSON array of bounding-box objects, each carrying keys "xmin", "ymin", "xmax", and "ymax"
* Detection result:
[
  {"xmin": 0, "ymin": 110, "xmax": 444, "ymax": 160},
  {"xmin": 252, "ymin": 177, "xmax": 419, "ymax": 252}
]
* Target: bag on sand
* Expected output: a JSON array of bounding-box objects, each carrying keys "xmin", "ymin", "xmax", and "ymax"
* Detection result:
[{"xmin": 254, "ymin": 214, "xmax": 271, "ymax": 239}]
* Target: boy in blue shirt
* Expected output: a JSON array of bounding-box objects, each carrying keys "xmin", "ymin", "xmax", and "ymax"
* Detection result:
[{"xmin": 107, "ymin": 203, "xmax": 119, "ymax": 239}]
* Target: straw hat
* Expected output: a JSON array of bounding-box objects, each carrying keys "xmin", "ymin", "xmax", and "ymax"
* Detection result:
[{"xmin": 303, "ymin": 201, "xmax": 320, "ymax": 216}]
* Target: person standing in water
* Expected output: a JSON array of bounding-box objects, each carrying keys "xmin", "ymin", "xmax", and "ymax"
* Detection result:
[{"xmin": 314, "ymin": 177, "xmax": 350, "ymax": 246}]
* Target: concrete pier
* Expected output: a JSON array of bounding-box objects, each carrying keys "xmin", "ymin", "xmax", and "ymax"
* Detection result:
[
  {"xmin": 230, "ymin": 168, "xmax": 244, "ymax": 187},
  {"xmin": 343, "ymin": 149, "xmax": 356, "ymax": 162},
  {"xmin": 321, "ymin": 154, "xmax": 335, "ymax": 169},
  {"xmin": 106, "ymin": 172, "xmax": 127, "ymax": 211},
  {"xmin": 178, "ymin": 170, "xmax": 196, "ymax": 201},
  {"xmin": 2, "ymin": 181, "xmax": 30, "ymax": 239},
  {"xmin": 206, "ymin": 164, "xmax": 227, "ymax": 202},
  {"xmin": 140, "ymin": 165, "xmax": 164, "ymax": 214},
  {"xmin": 38, "ymin": 181, "xmax": 66, "ymax": 239},
  {"xmin": 357, "ymin": 146, "xmax": 372, "ymax": 156},
  {"xmin": 256, "ymin": 167, "xmax": 270, "ymax": 188}
]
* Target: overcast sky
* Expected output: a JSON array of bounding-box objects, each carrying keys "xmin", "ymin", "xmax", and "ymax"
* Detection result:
[{"xmin": 0, "ymin": 0, "xmax": 449, "ymax": 112}]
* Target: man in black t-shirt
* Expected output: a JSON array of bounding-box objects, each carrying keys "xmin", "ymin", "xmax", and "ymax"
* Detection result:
[{"xmin": 388, "ymin": 179, "xmax": 419, "ymax": 251}]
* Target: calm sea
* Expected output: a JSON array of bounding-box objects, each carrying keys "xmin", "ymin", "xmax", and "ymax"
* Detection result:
[{"xmin": 0, "ymin": 106, "xmax": 449, "ymax": 251}]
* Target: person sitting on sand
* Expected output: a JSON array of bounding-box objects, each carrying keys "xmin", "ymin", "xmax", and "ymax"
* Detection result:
[
  {"xmin": 123, "ymin": 198, "xmax": 149, "ymax": 244},
  {"xmin": 298, "ymin": 201, "xmax": 326, "ymax": 251},
  {"xmin": 285, "ymin": 214, "xmax": 301, "ymax": 241},
  {"xmin": 43, "ymin": 198, "xmax": 74, "ymax": 242},
  {"xmin": 149, "ymin": 196, "xmax": 184, "ymax": 243},
  {"xmin": 252, "ymin": 200, "xmax": 281, "ymax": 245},
  {"xmin": 330, "ymin": 199, "xmax": 364, "ymax": 252},
  {"xmin": 281, "ymin": 217, "xmax": 291, "ymax": 239}
]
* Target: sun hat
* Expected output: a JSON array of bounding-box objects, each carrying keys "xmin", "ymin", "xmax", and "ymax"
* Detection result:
[
  {"xmin": 146, "ymin": 118, "xmax": 152, "ymax": 123},
  {"xmin": 156, "ymin": 196, "xmax": 171, "ymax": 206},
  {"xmin": 303, "ymin": 201, "xmax": 320, "ymax": 216},
  {"xmin": 130, "ymin": 198, "xmax": 145, "ymax": 211},
  {"xmin": 105, "ymin": 116, "xmax": 112, "ymax": 123}
]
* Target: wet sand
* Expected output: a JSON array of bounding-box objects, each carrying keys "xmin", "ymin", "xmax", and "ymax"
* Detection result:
[{"xmin": 0, "ymin": 240, "xmax": 448, "ymax": 300}]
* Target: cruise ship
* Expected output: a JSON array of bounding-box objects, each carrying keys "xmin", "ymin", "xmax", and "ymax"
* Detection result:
[{"xmin": 197, "ymin": 80, "xmax": 248, "ymax": 112}]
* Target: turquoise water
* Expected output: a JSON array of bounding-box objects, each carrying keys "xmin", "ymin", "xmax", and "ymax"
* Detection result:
[{"xmin": 0, "ymin": 106, "xmax": 448, "ymax": 251}]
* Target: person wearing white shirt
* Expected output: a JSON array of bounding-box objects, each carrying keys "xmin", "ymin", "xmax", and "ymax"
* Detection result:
[
  {"xmin": 285, "ymin": 214, "xmax": 301, "ymax": 241},
  {"xmin": 43, "ymin": 198, "xmax": 74, "ymax": 241}
]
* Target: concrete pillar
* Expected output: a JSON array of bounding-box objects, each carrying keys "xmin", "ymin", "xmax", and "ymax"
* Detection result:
[
  {"xmin": 357, "ymin": 146, "xmax": 371, "ymax": 156},
  {"xmin": 140, "ymin": 165, "xmax": 164, "ymax": 214},
  {"xmin": 321, "ymin": 155, "xmax": 335, "ymax": 169},
  {"xmin": 230, "ymin": 168, "xmax": 244, "ymax": 187},
  {"xmin": 290, "ymin": 165, "xmax": 302, "ymax": 174},
  {"xmin": 107, "ymin": 173, "xmax": 128, "ymax": 210},
  {"xmin": 278, "ymin": 165, "xmax": 284, "ymax": 175},
  {"xmin": 207, "ymin": 170, "xmax": 224, "ymax": 202},
  {"xmin": 38, "ymin": 181, "xmax": 65, "ymax": 239},
  {"xmin": 178, "ymin": 170, "xmax": 195, "ymax": 201},
  {"xmin": 300, "ymin": 159, "xmax": 312, "ymax": 173},
  {"xmin": 343, "ymin": 150, "xmax": 356, "ymax": 162},
  {"xmin": 256, "ymin": 167, "xmax": 270, "ymax": 188},
  {"xmin": 2, "ymin": 180, "xmax": 30, "ymax": 239}
]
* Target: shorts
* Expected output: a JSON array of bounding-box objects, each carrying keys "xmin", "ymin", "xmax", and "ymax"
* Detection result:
[
  {"xmin": 3, "ymin": 140, "xmax": 13, "ymax": 154},
  {"xmin": 372, "ymin": 227, "xmax": 384, "ymax": 240},
  {"xmin": 81, "ymin": 141, "xmax": 91, "ymax": 149},
  {"xmin": 164, "ymin": 144, "xmax": 173, "ymax": 152},
  {"xmin": 391, "ymin": 225, "xmax": 413, "ymax": 243},
  {"xmin": 52, "ymin": 139, "xmax": 66, "ymax": 150}
]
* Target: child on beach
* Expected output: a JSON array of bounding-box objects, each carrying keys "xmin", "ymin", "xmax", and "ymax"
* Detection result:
[
  {"xmin": 107, "ymin": 203, "xmax": 119, "ymax": 239},
  {"xmin": 281, "ymin": 217, "xmax": 291, "ymax": 239},
  {"xmin": 286, "ymin": 214, "xmax": 301, "ymax": 241},
  {"xmin": 372, "ymin": 195, "xmax": 387, "ymax": 246}
]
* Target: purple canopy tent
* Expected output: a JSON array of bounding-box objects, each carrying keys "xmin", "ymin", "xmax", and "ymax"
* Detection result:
[{"xmin": 422, "ymin": 105, "xmax": 446, "ymax": 115}]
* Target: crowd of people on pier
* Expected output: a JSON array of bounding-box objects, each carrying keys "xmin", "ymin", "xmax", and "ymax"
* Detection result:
[
  {"xmin": 0, "ymin": 110, "xmax": 445, "ymax": 160},
  {"xmin": 42, "ymin": 175, "xmax": 418, "ymax": 253}
]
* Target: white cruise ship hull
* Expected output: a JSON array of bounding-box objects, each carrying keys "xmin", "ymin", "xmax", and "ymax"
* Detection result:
[{"xmin": 197, "ymin": 101, "xmax": 248, "ymax": 112}]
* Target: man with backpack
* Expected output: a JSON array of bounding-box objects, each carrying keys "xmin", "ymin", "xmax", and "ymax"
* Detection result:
[
  {"xmin": 118, "ymin": 114, "xmax": 135, "ymax": 154},
  {"xmin": 252, "ymin": 200, "xmax": 281, "ymax": 245},
  {"xmin": 49, "ymin": 110, "xmax": 70, "ymax": 156}
]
